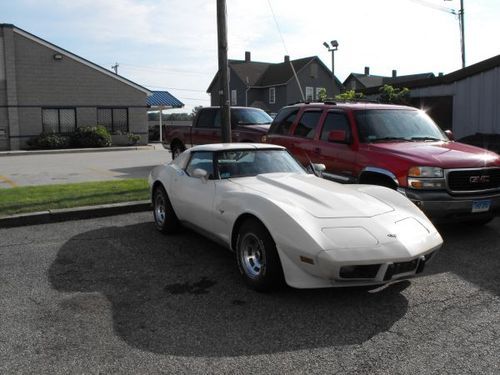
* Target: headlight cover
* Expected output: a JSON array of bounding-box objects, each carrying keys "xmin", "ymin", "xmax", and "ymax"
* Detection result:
[
  {"xmin": 408, "ymin": 166, "xmax": 443, "ymax": 178},
  {"xmin": 408, "ymin": 166, "xmax": 445, "ymax": 190}
]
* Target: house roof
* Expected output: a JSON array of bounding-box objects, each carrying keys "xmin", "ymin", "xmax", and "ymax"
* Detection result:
[
  {"xmin": 146, "ymin": 91, "xmax": 184, "ymax": 108},
  {"xmin": 207, "ymin": 55, "xmax": 342, "ymax": 92},
  {"xmin": 362, "ymin": 54, "xmax": 500, "ymax": 94},
  {"xmin": 1, "ymin": 23, "xmax": 152, "ymax": 96},
  {"xmin": 344, "ymin": 72, "xmax": 435, "ymax": 89}
]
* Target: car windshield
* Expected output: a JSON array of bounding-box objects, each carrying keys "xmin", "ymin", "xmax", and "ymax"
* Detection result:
[
  {"xmin": 231, "ymin": 108, "xmax": 273, "ymax": 125},
  {"xmin": 355, "ymin": 109, "xmax": 447, "ymax": 143},
  {"xmin": 217, "ymin": 149, "xmax": 306, "ymax": 179}
]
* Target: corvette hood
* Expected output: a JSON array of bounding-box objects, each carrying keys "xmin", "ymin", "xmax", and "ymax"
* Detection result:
[{"xmin": 231, "ymin": 173, "xmax": 394, "ymax": 218}]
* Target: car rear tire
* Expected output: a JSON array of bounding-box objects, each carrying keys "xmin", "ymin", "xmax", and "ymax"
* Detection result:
[
  {"xmin": 236, "ymin": 219, "xmax": 284, "ymax": 292},
  {"xmin": 153, "ymin": 186, "xmax": 180, "ymax": 234}
]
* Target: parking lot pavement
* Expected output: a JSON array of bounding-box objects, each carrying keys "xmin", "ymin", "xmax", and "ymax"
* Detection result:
[
  {"xmin": 0, "ymin": 146, "xmax": 171, "ymax": 187},
  {"xmin": 1, "ymin": 213, "xmax": 499, "ymax": 374}
]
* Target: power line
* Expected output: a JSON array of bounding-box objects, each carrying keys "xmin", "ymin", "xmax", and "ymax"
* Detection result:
[
  {"xmin": 117, "ymin": 62, "xmax": 207, "ymax": 76},
  {"xmin": 266, "ymin": 0, "xmax": 304, "ymax": 101},
  {"xmin": 143, "ymin": 84, "xmax": 207, "ymax": 93},
  {"xmin": 409, "ymin": 0, "xmax": 457, "ymax": 14}
]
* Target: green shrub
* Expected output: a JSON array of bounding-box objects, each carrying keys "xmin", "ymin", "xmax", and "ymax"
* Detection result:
[
  {"xmin": 127, "ymin": 133, "xmax": 141, "ymax": 145},
  {"xmin": 70, "ymin": 125, "xmax": 112, "ymax": 148},
  {"xmin": 27, "ymin": 133, "xmax": 70, "ymax": 149}
]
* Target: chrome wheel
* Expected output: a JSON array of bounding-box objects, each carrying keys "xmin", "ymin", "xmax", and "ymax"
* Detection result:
[
  {"xmin": 240, "ymin": 233, "xmax": 266, "ymax": 279},
  {"xmin": 154, "ymin": 192, "xmax": 166, "ymax": 226}
]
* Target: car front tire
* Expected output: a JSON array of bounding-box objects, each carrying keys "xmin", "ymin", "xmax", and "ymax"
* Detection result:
[
  {"xmin": 236, "ymin": 219, "xmax": 284, "ymax": 292},
  {"xmin": 153, "ymin": 185, "xmax": 180, "ymax": 234}
]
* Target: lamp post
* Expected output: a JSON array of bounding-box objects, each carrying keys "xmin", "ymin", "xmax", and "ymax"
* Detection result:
[{"xmin": 323, "ymin": 40, "xmax": 339, "ymax": 97}]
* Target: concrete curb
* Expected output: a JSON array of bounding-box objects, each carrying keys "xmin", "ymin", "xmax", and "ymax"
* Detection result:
[
  {"xmin": 0, "ymin": 144, "xmax": 162, "ymax": 157},
  {"xmin": 0, "ymin": 200, "xmax": 151, "ymax": 228}
]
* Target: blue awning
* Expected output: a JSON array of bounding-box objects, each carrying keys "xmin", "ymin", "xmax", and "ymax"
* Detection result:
[{"xmin": 147, "ymin": 90, "xmax": 184, "ymax": 108}]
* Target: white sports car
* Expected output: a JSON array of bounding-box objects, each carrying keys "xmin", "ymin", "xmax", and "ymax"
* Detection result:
[{"xmin": 149, "ymin": 143, "xmax": 443, "ymax": 291}]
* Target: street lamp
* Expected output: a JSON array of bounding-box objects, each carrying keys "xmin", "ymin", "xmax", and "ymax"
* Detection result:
[{"xmin": 323, "ymin": 40, "xmax": 339, "ymax": 97}]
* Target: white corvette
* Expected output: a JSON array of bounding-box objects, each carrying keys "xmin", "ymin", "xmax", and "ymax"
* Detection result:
[{"xmin": 149, "ymin": 143, "xmax": 443, "ymax": 291}]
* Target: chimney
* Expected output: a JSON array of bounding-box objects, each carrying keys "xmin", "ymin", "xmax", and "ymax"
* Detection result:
[
  {"xmin": 284, "ymin": 55, "xmax": 290, "ymax": 63},
  {"xmin": 392, "ymin": 69, "xmax": 397, "ymax": 78},
  {"xmin": 245, "ymin": 51, "xmax": 251, "ymax": 62},
  {"xmin": 364, "ymin": 66, "xmax": 370, "ymax": 75},
  {"xmin": 438, "ymin": 72, "xmax": 444, "ymax": 77}
]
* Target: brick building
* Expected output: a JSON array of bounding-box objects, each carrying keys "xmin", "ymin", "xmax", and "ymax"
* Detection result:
[{"xmin": 0, "ymin": 24, "xmax": 152, "ymax": 150}]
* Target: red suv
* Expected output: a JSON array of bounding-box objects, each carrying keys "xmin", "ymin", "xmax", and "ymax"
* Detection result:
[{"xmin": 265, "ymin": 102, "xmax": 500, "ymax": 224}]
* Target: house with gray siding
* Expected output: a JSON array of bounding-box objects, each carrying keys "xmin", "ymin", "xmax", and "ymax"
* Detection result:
[
  {"xmin": 362, "ymin": 55, "xmax": 500, "ymax": 141},
  {"xmin": 207, "ymin": 52, "xmax": 342, "ymax": 114},
  {"xmin": 0, "ymin": 24, "xmax": 153, "ymax": 150}
]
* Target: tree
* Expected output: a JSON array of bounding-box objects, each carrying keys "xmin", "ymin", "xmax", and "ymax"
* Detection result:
[
  {"xmin": 190, "ymin": 106, "xmax": 203, "ymax": 119},
  {"xmin": 335, "ymin": 90, "xmax": 365, "ymax": 101},
  {"xmin": 377, "ymin": 84, "xmax": 410, "ymax": 105}
]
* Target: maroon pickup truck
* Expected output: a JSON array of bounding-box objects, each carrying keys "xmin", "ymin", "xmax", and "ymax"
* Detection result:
[
  {"xmin": 163, "ymin": 106, "xmax": 272, "ymax": 158},
  {"xmin": 265, "ymin": 102, "xmax": 500, "ymax": 224}
]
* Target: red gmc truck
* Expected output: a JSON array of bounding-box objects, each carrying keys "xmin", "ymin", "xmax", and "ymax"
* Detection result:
[
  {"xmin": 265, "ymin": 102, "xmax": 500, "ymax": 224},
  {"xmin": 163, "ymin": 106, "xmax": 272, "ymax": 158}
]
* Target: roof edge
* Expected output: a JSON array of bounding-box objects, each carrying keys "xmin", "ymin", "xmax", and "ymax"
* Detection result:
[{"xmin": 9, "ymin": 25, "xmax": 152, "ymax": 96}]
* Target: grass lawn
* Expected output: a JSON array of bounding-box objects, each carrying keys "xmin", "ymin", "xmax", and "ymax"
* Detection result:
[{"xmin": 0, "ymin": 178, "xmax": 149, "ymax": 217}]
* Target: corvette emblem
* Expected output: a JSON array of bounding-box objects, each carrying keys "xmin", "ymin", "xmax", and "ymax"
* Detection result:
[{"xmin": 387, "ymin": 234, "xmax": 397, "ymax": 238}]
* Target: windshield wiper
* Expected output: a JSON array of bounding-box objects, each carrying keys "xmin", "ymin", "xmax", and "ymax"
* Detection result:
[
  {"xmin": 410, "ymin": 136, "xmax": 441, "ymax": 142},
  {"xmin": 369, "ymin": 137, "xmax": 410, "ymax": 143}
]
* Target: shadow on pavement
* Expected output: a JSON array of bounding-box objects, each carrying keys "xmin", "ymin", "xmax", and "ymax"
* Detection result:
[
  {"xmin": 430, "ymin": 220, "xmax": 500, "ymax": 296},
  {"xmin": 48, "ymin": 222, "xmax": 410, "ymax": 357},
  {"xmin": 111, "ymin": 165, "xmax": 164, "ymax": 179}
]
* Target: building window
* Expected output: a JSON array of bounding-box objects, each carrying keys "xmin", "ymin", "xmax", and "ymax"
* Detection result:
[
  {"xmin": 231, "ymin": 90, "xmax": 237, "ymax": 105},
  {"xmin": 97, "ymin": 108, "xmax": 129, "ymax": 133},
  {"xmin": 310, "ymin": 63, "xmax": 318, "ymax": 78},
  {"xmin": 269, "ymin": 87, "xmax": 276, "ymax": 104},
  {"xmin": 305, "ymin": 86, "xmax": 314, "ymax": 101},
  {"xmin": 42, "ymin": 108, "xmax": 76, "ymax": 133}
]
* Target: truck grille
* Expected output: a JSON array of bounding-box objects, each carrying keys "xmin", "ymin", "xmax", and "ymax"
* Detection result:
[{"xmin": 447, "ymin": 168, "xmax": 500, "ymax": 193}]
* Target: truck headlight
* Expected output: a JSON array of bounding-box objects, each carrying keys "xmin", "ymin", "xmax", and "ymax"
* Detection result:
[
  {"xmin": 408, "ymin": 166, "xmax": 445, "ymax": 190},
  {"xmin": 408, "ymin": 166, "xmax": 443, "ymax": 178}
]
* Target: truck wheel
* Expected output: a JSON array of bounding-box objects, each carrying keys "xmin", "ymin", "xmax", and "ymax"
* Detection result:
[
  {"xmin": 171, "ymin": 142, "xmax": 185, "ymax": 159},
  {"xmin": 236, "ymin": 219, "xmax": 284, "ymax": 292}
]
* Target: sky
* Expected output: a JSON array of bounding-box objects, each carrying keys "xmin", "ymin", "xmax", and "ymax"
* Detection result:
[{"xmin": 1, "ymin": 0, "xmax": 499, "ymax": 112}]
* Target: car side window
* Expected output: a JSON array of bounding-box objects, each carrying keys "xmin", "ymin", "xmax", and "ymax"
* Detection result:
[
  {"xmin": 293, "ymin": 111, "xmax": 321, "ymax": 139},
  {"xmin": 185, "ymin": 151, "xmax": 214, "ymax": 178},
  {"xmin": 268, "ymin": 108, "xmax": 298, "ymax": 135},
  {"xmin": 320, "ymin": 112, "xmax": 351, "ymax": 142},
  {"xmin": 195, "ymin": 109, "xmax": 218, "ymax": 129}
]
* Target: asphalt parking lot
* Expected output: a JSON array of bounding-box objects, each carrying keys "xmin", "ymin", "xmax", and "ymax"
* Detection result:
[
  {"xmin": 0, "ymin": 146, "xmax": 171, "ymax": 187},
  {"xmin": 1, "ymin": 213, "xmax": 499, "ymax": 374}
]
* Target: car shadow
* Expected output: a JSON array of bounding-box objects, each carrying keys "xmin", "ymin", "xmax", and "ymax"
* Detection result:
[
  {"xmin": 48, "ymin": 222, "xmax": 410, "ymax": 357},
  {"xmin": 430, "ymin": 220, "xmax": 500, "ymax": 296}
]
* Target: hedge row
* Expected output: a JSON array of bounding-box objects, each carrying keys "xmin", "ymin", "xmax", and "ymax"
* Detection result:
[{"xmin": 27, "ymin": 126, "xmax": 112, "ymax": 149}]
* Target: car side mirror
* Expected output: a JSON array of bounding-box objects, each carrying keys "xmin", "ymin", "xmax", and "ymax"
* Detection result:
[
  {"xmin": 328, "ymin": 130, "xmax": 347, "ymax": 143},
  {"xmin": 312, "ymin": 163, "xmax": 326, "ymax": 177},
  {"xmin": 444, "ymin": 129, "xmax": 454, "ymax": 141},
  {"xmin": 191, "ymin": 168, "xmax": 209, "ymax": 182}
]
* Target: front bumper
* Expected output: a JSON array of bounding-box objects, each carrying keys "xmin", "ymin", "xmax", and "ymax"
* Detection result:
[{"xmin": 401, "ymin": 188, "xmax": 500, "ymax": 222}]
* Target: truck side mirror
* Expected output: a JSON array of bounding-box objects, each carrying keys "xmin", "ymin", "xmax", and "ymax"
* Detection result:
[
  {"xmin": 444, "ymin": 129, "xmax": 454, "ymax": 141},
  {"xmin": 328, "ymin": 130, "xmax": 347, "ymax": 143}
]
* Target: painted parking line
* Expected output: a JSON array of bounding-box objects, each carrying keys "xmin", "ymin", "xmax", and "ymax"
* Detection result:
[{"xmin": 0, "ymin": 175, "xmax": 17, "ymax": 188}]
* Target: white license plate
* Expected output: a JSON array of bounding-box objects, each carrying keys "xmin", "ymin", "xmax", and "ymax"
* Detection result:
[{"xmin": 472, "ymin": 200, "xmax": 491, "ymax": 213}]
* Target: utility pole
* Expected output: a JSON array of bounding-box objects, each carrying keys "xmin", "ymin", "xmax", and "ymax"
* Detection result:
[
  {"xmin": 216, "ymin": 0, "xmax": 231, "ymax": 143},
  {"xmin": 459, "ymin": 0, "xmax": 465, "ymax": 68},
  {"xmin": 111, "ymin": 62, "xmax": 119, "ymax": 75}
]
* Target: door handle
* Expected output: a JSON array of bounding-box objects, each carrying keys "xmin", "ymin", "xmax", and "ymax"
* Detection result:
[{"xmin": 314, "ymin": 147, "xmax": 321, "ymax": 155}]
